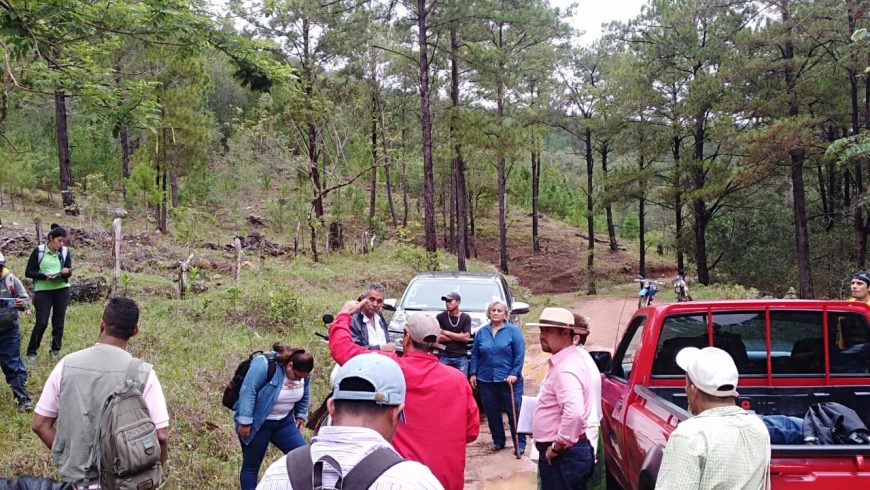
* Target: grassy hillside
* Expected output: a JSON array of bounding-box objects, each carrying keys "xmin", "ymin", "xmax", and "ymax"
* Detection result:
[{"xmin": 0, "ymin": 205, "xmax": 543, "ymax": 486}]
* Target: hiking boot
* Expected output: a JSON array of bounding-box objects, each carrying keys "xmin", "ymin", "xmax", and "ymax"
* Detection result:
[
  {"xmin": 24, "ymin": 354, "xmax": 37, "ymax": 364},
  {"xmin": 17, "ymin": 398, "xmax": 34, "ymax": 411}
]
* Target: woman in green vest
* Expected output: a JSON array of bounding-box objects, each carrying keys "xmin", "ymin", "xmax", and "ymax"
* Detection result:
[{"xmin": 24, "ymin": 224, "xmax": 72, "ymax": 361}]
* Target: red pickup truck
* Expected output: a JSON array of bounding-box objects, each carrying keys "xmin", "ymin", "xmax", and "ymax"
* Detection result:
[{"xmin": 590, "ymin": 300, "xmax": 870, "ymax": 489}]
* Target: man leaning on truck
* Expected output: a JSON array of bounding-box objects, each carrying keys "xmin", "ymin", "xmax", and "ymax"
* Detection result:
[{"xmin": 656, "ymin": 346, "xmax": 770, "ymax": 490}]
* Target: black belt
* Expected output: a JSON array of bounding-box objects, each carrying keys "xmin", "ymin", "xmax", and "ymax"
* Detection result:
[{"xmin": 534, "ymin": 433, "xmax": 587, "ymax": 453}]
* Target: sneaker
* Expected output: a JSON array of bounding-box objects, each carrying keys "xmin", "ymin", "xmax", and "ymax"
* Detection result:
[
  {"xmin": 17, "ymin": 399, "xmax": 34, "ymax": 411},
  {"xmin": 24, "ymin": 354, "xmax": 37, "ymax": 364},
  {"xmin": 490, "ymin": 444, "xmax": 505, "ymax": 452},
  {"xmin": 49, "ymin": 350, "xmax": 59, "ymax": 358},
  {"xmin": 515, "ymin": 448, "xmax": 525, "ymax": 457}
]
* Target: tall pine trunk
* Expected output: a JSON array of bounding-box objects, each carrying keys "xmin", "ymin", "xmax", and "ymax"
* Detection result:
[
  {"xmin": 120, "ymin": 127, "xmax": 131, "ymax": 199},
  {"xmin": 55, "ymin": 91, "xmax": 77, "ymax": 214},
  {"xmin": 450, "ymin": 24, "xmax": 469, "ymax": 270},
  {"xmin": 376, "ymin": 93, "xmax": 397, "ymax": 228},
  {"xmin": 531, "ymin": 149, "xmax": 541, "ymax": 253},
  {"xmin": 783, "ymin": 5, "xmax": 814, "ymax": 298},
  {"xmin": 601, "ymin": 142, "xmax": 618, "ymax": 252},
  {"xmin": 673, "ymin": 135, "xmax": 684, "ymax": 273},
  {"xmin": 418, "ymin": 0, "xmax": 437, "ymax": 254},
  {"xmin": 585, "ymin": 127, "xmax": 596, "ymax": 295},
  {"xmin": 369, "ymin": 94, "xmax": 378, "ymax": 229},
  {"xmin": 691, "ymin": 112, "xmax": 710, "ymax": 285}
]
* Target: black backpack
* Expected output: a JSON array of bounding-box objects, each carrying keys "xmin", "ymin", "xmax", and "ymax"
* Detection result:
[
  {"xmin": 284, "ymin": 444, "xmax": 404, "ymax": 490},
  {"xmin": 222, "ymin": 351, "xmax": 277, "ymax": 410}
]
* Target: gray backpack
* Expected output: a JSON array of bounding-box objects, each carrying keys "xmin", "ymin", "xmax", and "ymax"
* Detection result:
[
  {"xmin": 98, "ymin": 359, "xmax": 163, "ymax": 490},
  {"xmin": 284, "ymin": 444, "xmax": 404, "ymax": 489}
]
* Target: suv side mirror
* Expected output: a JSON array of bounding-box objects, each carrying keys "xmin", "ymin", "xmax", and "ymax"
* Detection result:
[
  {"xmin": 383, "ymin": 298, "xmax": 397, "ymax": 311},
  {"xmin": 510, "ymin": 301, "xmax": 530, "ymax": 315},
  {"xmin": 589, "ymin": 351, "xmax": 612, "ymax": 374}
]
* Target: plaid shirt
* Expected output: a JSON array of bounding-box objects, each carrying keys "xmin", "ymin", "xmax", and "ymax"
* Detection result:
[{"xmin": 657, "ymin": 405, "xmax": 770, "ymax": 490}]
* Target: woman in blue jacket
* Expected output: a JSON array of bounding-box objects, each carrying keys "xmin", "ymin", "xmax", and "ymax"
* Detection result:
[
  {"xmin": 234, "ymin": 343, "xmax": 313, "ymax": 490},
  {"xmin": 470, "ymin": 299, "xmax": 526, "ymax": 456}
]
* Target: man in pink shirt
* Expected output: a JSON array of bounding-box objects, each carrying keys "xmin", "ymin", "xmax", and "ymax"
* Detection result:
[
  {"xmin": 528, "ymin": 307, "xmax": 594, "ymax": 489},
  {"xmin": 329, "ymin": 299, "xmax": 479, "ymax": 490}
]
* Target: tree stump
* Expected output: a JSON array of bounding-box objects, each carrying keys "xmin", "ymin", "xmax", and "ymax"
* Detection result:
[{"xmin": 70, "ymin": 277, "xmax": 109, "ymax": 303}]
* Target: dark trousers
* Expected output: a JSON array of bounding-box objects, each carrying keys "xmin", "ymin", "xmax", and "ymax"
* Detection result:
[
  {"xmin": 538, "ymin": 438, "xmax": 595, "ymax": 490},
  {"xmin": 27, "ymin": 288, "xmax": 71, "ymax": 356},
  {"xmin": 478, "ymin": 380, "xmax": 526, "ymax": 450},
  {"xmin": 239, "ymin": 414, "xmax": 305, "ymax": 490},
  {"xmin": 0, "ymin": 326, "xmax": 28, "ymax": 401}
]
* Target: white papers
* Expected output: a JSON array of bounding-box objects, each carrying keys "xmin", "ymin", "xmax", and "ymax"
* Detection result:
[{"xmin": 517, "ymin": 395, "xmax": 538, "ymax": 434}]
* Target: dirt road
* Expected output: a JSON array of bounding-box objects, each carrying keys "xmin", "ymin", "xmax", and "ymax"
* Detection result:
[{"xmin": 464, "ymin": 293, "xmax": 636, "ymax": 488}]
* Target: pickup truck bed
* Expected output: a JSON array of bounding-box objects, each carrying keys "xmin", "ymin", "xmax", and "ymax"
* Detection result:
[{"xmin": 595, "ymin": 300, "xmax": 870, "ymax": 490}]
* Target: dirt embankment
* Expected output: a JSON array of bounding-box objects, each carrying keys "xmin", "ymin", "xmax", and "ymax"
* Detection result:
[{"xmin": 464, "ymin": 295, "xmax": 632, "ymax": 488}]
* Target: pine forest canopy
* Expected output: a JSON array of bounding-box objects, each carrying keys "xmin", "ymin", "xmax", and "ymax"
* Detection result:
[{"xmin": 1, "ymin": 0, "xmax": 869, "ymax": 298}]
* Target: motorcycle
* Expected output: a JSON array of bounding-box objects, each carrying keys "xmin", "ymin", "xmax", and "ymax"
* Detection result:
[
  {"xmin": 672, "ymin": 275, "xmax": 692, "ymax": 302},
  {"xmin": 635, "ymin": 276, "xmax": 664, "ymax": 308}
]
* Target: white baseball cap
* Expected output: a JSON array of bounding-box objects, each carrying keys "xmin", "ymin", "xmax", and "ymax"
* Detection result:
[{"xmin": 675, "ymin": 346, "xmax": 740, "ymax": 397}]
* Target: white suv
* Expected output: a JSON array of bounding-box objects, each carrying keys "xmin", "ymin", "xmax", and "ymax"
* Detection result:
[{"xmin": 384, "ymin": 272, "xmax": 530, "ymax": 356}]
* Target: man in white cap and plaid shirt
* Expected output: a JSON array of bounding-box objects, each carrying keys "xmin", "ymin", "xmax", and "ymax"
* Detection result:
[{"xmin": 656, "ymin": 346, "xmax": 770, "ymax": 489}]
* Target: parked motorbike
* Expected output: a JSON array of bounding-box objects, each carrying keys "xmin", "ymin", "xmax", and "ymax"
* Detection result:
[
  {"xmin": 672, "ymin": 275, "xmax": 692, "ymax": 302},
  {"xmin": 635, "ymin": 276, "xmax": 664, "ymax": 308}
]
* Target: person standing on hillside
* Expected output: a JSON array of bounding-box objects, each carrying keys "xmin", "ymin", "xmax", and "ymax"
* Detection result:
[
  {"xmin": 530, "ymin": 307, "xmax": 595, "ymax": 490},
  {"xmin": 25, "ymin": 224, "xmax": 73, "ymax": 361},
  {"xmin": 436, "ymin": 291, "xmax": 471, "ymax": 375},
  {"xmin": 256, "ymin": 353, "xmax": 444, "ymax": 490},
  {"xmin": 350, "ymin": 283, "xmax": 395, "ymax": 352},
  {"xmin": 849, "ymin": 271, "xmax": 870, "ymax": 305},
  {"xmin": 31, "ymin": 297, "xmax": 169, "ymax": 486},
  {"xmin": 235, "ymin": 345, "xmax": 313, "ymax": 490},
  {"xmin": 329, "ymin": 300, "xmax": 479, "ymax": 490},
  {"xmin": 470, "ymin": 299, "xmax": 526, "ymax": 456},
  {"xmin": 656, "ymin": 347, "xmax": 770, "ymax": 489},
  {"xmin": 0, "ymin": 252, "xmax": 33, "ymax": 409}
]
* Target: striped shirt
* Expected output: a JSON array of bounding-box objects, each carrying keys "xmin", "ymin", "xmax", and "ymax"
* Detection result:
[
  {"xmin": 657, "ymin": 405, "xmax": 771, "ymax": 490},
  {"xmin": 257, "ymin": 426, "xmax": 443, "ymax": 490}
]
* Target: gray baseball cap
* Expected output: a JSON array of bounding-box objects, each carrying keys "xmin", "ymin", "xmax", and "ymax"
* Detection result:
[{"xmin": 333, "ymin": 353, "xmax": 406, "ymax": 406}]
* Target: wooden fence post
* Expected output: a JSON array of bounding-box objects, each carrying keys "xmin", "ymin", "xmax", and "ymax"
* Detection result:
[
  {"xmin": 179, "ymin": 253, "xmax": 194, "ymax": 299},
  {"xmin": 234, "ymin": 237, "xmax": 242, "ymax": 282},
  {"xmin": 112, "ymin": 218, "xmax": 122, "ymax": 294},
  {"xmin": 34, "ymin": 218, "xmax": 44, "ymax": 245},
  {"xmin": 260, "ymin": 234, "xmax": 266, "ymax": 270}
]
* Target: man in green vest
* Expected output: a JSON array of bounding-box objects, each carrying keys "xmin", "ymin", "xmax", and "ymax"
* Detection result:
[{"xmin": 31, "ymin": 297, "xmax": 169, "ymax": 486}]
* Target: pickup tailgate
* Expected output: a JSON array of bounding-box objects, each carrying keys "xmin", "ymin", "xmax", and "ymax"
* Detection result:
[{"xmin": 771, "ymin": 450, "xmax": 870, "ymax": 487}]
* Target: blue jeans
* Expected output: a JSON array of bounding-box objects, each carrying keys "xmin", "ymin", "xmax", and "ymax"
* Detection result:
[
  {"xmin": 478, "ymin": 380, "xmax": 526, "ymax": 451},
  {"xmin": 0, "ymin": 326, "xmax": 28, "ymax": 402},
  {"xmin": 239, "ymin": 413, "xmax": 305, "ymax": 490},
  {"xmin": 439, "ymin": 355, "xmax": 469, "ymax": 376},
  {"xmin": 538, "ymin": 438, "xmax": 595, "ymax": 490}
]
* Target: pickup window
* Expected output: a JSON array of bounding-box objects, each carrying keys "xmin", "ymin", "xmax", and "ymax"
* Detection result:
[
  {"xmin": 612, "ymin": 315, "xmax": 646, "ymax": 381},
  {"xmin": 652, "ymin": 310, "xmax": 870, "ymax": 377}
]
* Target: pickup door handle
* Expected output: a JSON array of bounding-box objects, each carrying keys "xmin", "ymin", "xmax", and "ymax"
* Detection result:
[{"xmin": 616, "ymin": 401, "xmax": 624, "ymax": 410}]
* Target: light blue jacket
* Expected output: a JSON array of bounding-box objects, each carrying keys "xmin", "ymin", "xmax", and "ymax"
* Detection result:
[{"xmin": 233, "ymin": 353, "xmax": 310, "ymax": 445}]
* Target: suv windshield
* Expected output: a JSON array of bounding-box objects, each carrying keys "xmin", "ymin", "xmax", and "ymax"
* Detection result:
[{"xmin": 400, "ymin": 279, "xmax": 502, "ymax": 311}]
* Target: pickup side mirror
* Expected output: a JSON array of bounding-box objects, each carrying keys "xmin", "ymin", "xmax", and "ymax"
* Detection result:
[
  {"xmin": 382, "ymin": 298, "xmax": 397, "ymax": 311},
  {"xmin": 510, "ymin": 301, "xmax": 530, "ymax": 315},
  {"xmin": 589, "ymin": 351, "xmax": 612, "ymax": 374}
]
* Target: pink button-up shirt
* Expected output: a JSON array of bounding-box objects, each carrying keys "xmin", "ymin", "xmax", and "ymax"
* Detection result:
[{"xmin": 532, "ymin": 345, "xmax": 592, "ymax": 446}]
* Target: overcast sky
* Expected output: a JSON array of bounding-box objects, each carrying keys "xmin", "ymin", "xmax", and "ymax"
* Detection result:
[{"xmin": 550, "ymin": 0, "xmax": 647, "ymax": 45}]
